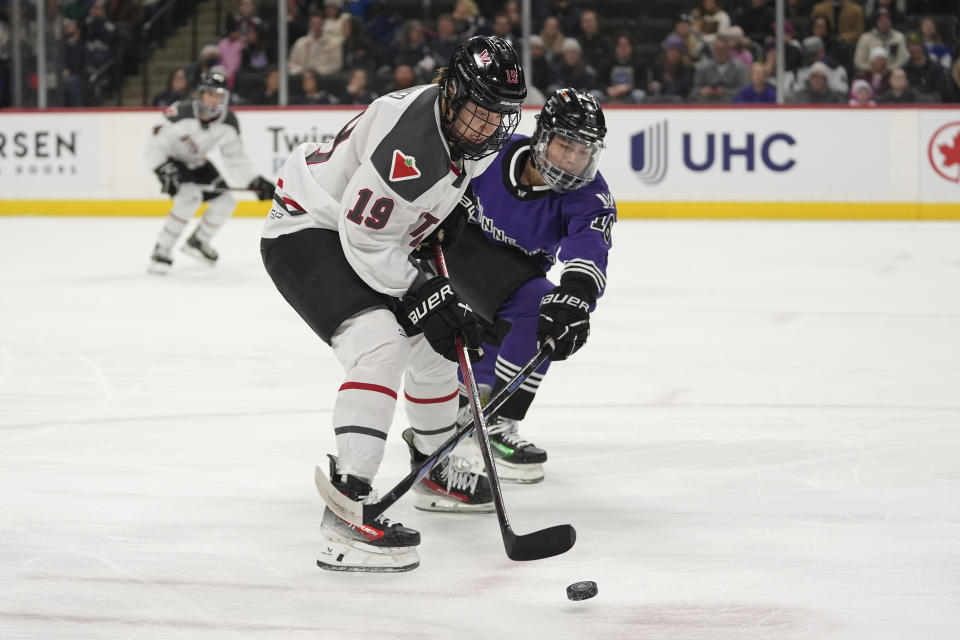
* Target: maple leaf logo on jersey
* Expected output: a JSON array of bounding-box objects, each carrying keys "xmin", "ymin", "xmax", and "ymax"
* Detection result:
[
  {"xmin": 475, "ymin": 49, "xmax": 492, "ymax": 65},
  {"xmin": 390, "ymin": 150, "xmax": 421, "ymax": 182},
  {"xmin": 928, "ymin": 122, "xmax": 960, "ymax": 184}
]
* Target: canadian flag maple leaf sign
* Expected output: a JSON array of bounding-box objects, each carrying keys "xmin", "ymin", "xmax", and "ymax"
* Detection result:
[
  {"xmin": 390, "ymin": 150, "xmax": 422, "ymax": 182},
  {"xmin": 939, "ymin": 132, "xmax": 960, "ymax": 169}
]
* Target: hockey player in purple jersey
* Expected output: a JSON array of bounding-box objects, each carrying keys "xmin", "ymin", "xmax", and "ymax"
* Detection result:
[{"xmin": 445, "ymin": 88, "xmax": 614, "ymax": 484}]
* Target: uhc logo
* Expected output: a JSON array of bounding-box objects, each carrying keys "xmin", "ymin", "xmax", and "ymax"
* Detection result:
[
  {"xmin": 630, "ymin": 120, "xmax": 668, "ymax": 185},
  {"xmin": 630, "ymin": 120, "xmax": 797, "ymax": 185}
]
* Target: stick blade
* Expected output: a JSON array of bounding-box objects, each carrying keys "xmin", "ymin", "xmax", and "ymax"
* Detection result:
[
  {"xmin": 313, "ymin": 465, "xmax": 364, "ymax": 525},
  {"xmin": 506, "ymin": 524, "xmax": 576, "ymax": 561}
]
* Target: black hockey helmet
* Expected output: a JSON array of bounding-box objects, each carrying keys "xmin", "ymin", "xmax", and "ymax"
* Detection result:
[
  {"xmin": 439, "ymin": 35, "xmax": 527, "ymax": 160},
  {"xmin": 531, "ymin": 88, "xmax": 607, "ymax": 192},
  {"xmin": 195, "ymin": 68, "xmax": 230, "ymax": 120}
]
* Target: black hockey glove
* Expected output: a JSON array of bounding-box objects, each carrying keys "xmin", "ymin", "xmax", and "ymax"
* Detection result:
[
  {"xmin": 537, "ymin": 282, "xmax": 595, "ymax": 361},
  {"xmin": 248, "ymin": 176, "xmax": 275, "ymax": 200},
  {"xmin": 402, "ymin": 276, "xmax": 483, "ymax": 362},
  {"xmin": 154, "ymin": 159, "xmax": 188, "ymax": 196}
]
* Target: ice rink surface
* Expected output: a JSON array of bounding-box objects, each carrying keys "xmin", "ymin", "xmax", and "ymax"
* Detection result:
[{"xmin": 1, "ymin": 217, "xmax": 959, "ymax": 640}]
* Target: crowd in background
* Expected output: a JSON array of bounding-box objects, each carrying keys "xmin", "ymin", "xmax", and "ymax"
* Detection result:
[{"xmin": 2, "ymin": 0, "xmax": 959, "ymax": 108}]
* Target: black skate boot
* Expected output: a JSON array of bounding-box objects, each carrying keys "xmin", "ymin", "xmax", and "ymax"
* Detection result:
[
  {"xmin": 402, "ymin": 428, "xmax": 494, "ymax": 513},
  {"xmin": 147, "ymin": 244, "xmax": 173, "ymax": 275},
  {"xmin": 181, "ymin": 231, "xmax": 219, "ymax": 265},
  {"xmin": 486, "ymin": 417, "xmax": 547, "ymax": 484},
  {"xmin": 318, "ymin": 456, "xmax": 421, "ymax": 572}
]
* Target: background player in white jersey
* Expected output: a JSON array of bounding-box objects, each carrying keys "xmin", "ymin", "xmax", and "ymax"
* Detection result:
[
  {"xmin": 260, "ymin": 36, "xmax": 526, "ymax": 572},
  {"xmin": 146, "ymin": 70, "xmax": 274, "ymax": 274},
  {"xmin": 446, "ymin": 89, "xmax": 615, "ymax": 484}
]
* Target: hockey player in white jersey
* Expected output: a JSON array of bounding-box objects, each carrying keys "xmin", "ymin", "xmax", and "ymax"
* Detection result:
[
  {"xmin": 260, "ymin": 36, "xmax": 526, "ymax": 572},
  {"xmin": 146, "ymin": 70, "xmax": 274, "ymax": 274}
]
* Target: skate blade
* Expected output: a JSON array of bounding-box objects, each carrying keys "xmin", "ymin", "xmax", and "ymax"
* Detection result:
[
  {"xmin": 147, "ymin": 261, "xmax": 171, "ymax": 275},
  {"xmin": 494, "ymin": 459, "xmax": 545, "ymax": 484},
  {"xmin": 180, "ymin": 245, "xmax": 217, "ymax": 265},
  {"xmin": 413, "ymin": 492, "xmax": 496, "ymax": 513},
  {"xmin": 317, "ymin": 536, "xmax": 420, "ymax": 573}
]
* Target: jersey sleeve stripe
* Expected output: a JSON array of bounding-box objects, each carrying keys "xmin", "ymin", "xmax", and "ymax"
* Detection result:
[
  {"xmin": 338, "ymin": 381, "xmax": 398, "ymax": 400},
  {"xmin": 563, "ymin": 258, "xmax": 606, "ymax": 293}
]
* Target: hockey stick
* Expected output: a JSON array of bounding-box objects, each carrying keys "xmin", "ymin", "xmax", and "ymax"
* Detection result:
[
  {"xmin": 314, "ymin": 338, "xmax": 554, "ymax": 527},
  {"xmin": 433, "ymin": 245, "xmax": 575, "ymax": 561},
  {"xmin": 195, "ymin": 184, "xmax": 260, "ymax": 192}
]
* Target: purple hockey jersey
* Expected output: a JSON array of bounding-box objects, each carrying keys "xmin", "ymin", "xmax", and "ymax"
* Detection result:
[{"xmin": 466, "ymin": 134, "xmax": 616, "ymax": 299}]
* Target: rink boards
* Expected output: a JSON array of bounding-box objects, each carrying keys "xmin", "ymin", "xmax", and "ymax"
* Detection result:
[{"xmin": 0, "ymin": 105, "xmax": 958, "ymax": 219}]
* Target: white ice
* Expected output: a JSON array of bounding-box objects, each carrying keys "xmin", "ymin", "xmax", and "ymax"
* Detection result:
[{"xmin": 1, "ymin": 217, "xmax": 959, "ymax": 640}]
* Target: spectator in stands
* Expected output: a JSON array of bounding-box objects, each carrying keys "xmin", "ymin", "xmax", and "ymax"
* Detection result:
[
  {"xmin": 903, "ymin": 32, "xmax": 947, "ymax": 99},
  {"xmin": 726, "ymin": 26, "xmax": 754, "ymax": 66},
  {"xmin": 692, "ymin": 34, "xmax": 749, "ymax": 102},
  {"xmin": 577, "ymin": 9, "xmax": 609, "ymax": 74},
  {"xmin": 387, "ymin": 63, "xmax": 416, "ymax": 92},
  {"xmin": 878, "ymin": 67, "xmax": 920, "ymax": 101},
  {"xmin": 62, "ymin": 18, "xmax": 89, "ymax": 106},
  {"xmin": 489, "ymin": 11, "xmax": 517, "ymax": 50},
  {"xmin": 152, "ymin": 67, "xmax": 189, "ymax": 107},
  {"xmin": 288, "ymin": 8, "xmax": 343, "ymax": 76},
  {"xmin": 794, "ymin": 35, "xmax": 849, "ymax": 94},
  {"xmin": 337, "ymin": 67, "xmax": 377, "ymax": 104},
  {"xmin": 669, "ymin": 13, "xmax": 706, "ymax": 62},
  {"xmin": 241, "ymin": 23, "xmax": 271, "ymax": 71},
  {"xmin": 811, "ymin": 14, "xmax": 853, "ymax": 73},
  {"xmin": 810, "ymin": 0, "xmax": 864, "ymax": 45},
  {"xmin": 452, "ymin": 0, "xmax": 485, "ymax": 40},
  {"xmin": 760, "ymin": 42, "xmax": 798, "ymax": 88},
  {"xmin": 735, "ymin": 0, "xmax": 774, "ymax": 45},
  {"xmin": 693, "ymin": 0, "xmax": 732, "ymax": 47},
  {"xmin": 527, "ymin": 34, "xmax": 558, "ymax": 95},
  {"xmin": 854, "ymin": 8, "xmax": 908, "ymax": 71},
  {"xmin": 918, "ymin": 16, "xmax": 954, "ymax": 70},
  {"xmin": 427, "ymin": 14, "xmax": 460, "ymax": 69},
  {"xmin": 865, "ymin": 0, "xmax": 905, "ymax": 29},
  {"xmin": 83, "ymin": 0, "xmax": 117, "ymax": 71},
  {"xmin": 943, "ymin": 59, "xmax": 960, "ymax": 102},
  {"xmin": 341, "ymin": 15, "xmax": 374, "ymax": 72},
  {"xmin": 549, "ymin": 38, "xmax": 599, "ymax": 95},
  {"xmin": 764, "ymin": 20, "xmax": 805, "ymax": 71},
  {"xmin": 105, "ymin": 0, "xmax": 142, "ymax": 35},
  {"xmin": 396, "ymin": 20, "xmax": 432, "ymax": 81},
  {"xmin": 599, "ymin": 34, "xmax": 646, "ymax": 104},
  {"xmin": 848, "ymin": 78, "xmax": 876, "ymax": 105},
  {"xmin": 540, "ymin": 15, "xmax": 566, "ymax": 63},
  {"xmin": 550, "ymin": 0, "xmax": 582, "ymax": 39},
  {"xmin": 649, "ymin": 34, "xmax": 696, "ymax": 100},
  {"xmin": 788, "ymin": 60, "xmax": 844, "ymax": 101},
  {"xmin": 734, "ymin": 61, "xmax": 777, "ymax": 102},
  {"xmin": 188, "ymin": 45, "xmax": 222, "ymax": 87},
  {"xmin": 322, "ymin": 0, "xmax": 349, "ymax": 38},
  {"xmin": 855, "ymin": 46, "xmax": 892, "ymax": 94},
  {"xmin": 225, "ymin": 0, "xmax": 262, "ymax": 38},
  {"xmin": 291, "ymin": 68, "xmax": 336, "ymax": 104},
  {"xmin": 250, "ymin": 65, "xmax": 279, "ymax": 105},
  {"xmin": 278, "ymin": 0, "xmax": 308, "ymax": 50},
  {"xmin": 503, "ymin": 0, "xmax": 523, "ymax": 40},
  {"xmin": 218, "ymin": 18, "xmax": 245, "ymax": 86}
]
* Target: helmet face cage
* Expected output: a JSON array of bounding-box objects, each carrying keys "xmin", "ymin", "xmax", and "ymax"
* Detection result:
[
  {"xmin": 531, "ymin": 88, "xmax": 607, "ymax": 192},
  {"xmin": 531, "ymin": 125, "xmax": 605, "ymax": 192},
  {"xmin": 440, "ymin": 36, "xmax": 526, "ymax": 161},
  {"xmin": 196, "ymin": 71, "xmax": 230, "ymax": 120}
]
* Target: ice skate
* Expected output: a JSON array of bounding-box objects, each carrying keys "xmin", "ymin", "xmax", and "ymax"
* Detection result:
[
  {"xmin": 317, "ymin": 457, "xmax": 421, "ymax": 572},
  {"xmin": 147, "ymin": 244, "xmax": 173, "ymax": 275},
  {"xmin": 181, "ymin": 231, "xmax": 219, "ymax": 265},
  {"xmin": 486, "ymin": 416, "xmax": 547, "ymax": 484},
  {"xmin": 402, "ymin": 428, "xmax": 495, "ymax": 513},
  {"xmin": 456, "ymin": 402, "xmax": 547, "ymax": 484}
]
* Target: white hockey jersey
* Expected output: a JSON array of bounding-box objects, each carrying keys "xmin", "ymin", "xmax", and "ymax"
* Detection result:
[
  {"xmin": 145, "ymin": 100, "xmax": 258, "ymax": 185},
  {"xmin": 261, "ymin": 84, "xmax": 497, "ymax": 298}
]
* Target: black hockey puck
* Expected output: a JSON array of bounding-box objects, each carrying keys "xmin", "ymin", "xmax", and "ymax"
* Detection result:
[{"xmin": 566, "ymin": 580, "xmax": 598, "ymax": 601}]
